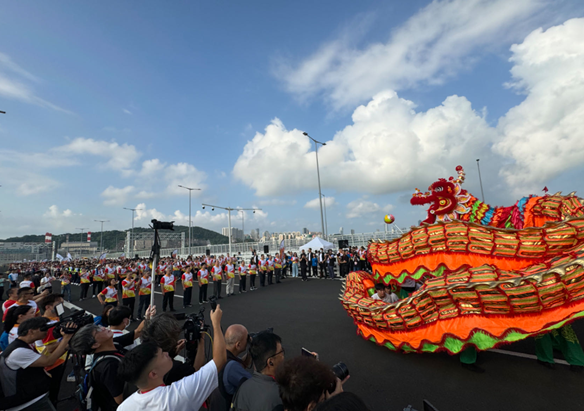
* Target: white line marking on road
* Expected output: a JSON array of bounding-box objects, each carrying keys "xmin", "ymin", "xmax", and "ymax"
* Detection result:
[{"xmin": 489, "ymin": 348, "xmax": 569, "ymax": 365}]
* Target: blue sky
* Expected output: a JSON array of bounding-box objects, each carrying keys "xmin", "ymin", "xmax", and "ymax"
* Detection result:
[{"xmin": 1, "ymin": 0, "xmax": 584, "ymax": 239}]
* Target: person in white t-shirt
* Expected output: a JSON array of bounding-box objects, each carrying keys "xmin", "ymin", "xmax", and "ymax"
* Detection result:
[
  {"xmin": 371, "ymin": 283, "xmax": 399, "ymax": 304},
  {"xmin": 117, "ymin": 304, "xmax": 227, "ymax": 411},
  {"xmin": 19, "ymin": 274, "xmax": 34, "ymax": 289},
  {"xmin": 1, "ymin": 317, "xmax": 75, "ymax": 411}
]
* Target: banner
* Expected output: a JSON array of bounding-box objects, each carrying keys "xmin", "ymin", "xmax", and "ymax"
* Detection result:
[
  {"xmin": 120, "ymin": 253, "xmax": 125, "ymax": 259},
  {"xmin": 99, "ymin": 252, "xmax": 107, "ymax": 264},
  {"xmin": 56, "ymin": 254, "xmax": 64, "ymax": 261},
  {"xmin": 279, "ymin": 239, "xmax": 285, "ymax": 260},
  {"xmin": 66, "ymin": 253, "xmax": 72, "ymax": 261},
  {"xmin": 45, "ymin": 233, "xmax": 52, "ymax": 243},
  {"xmin": 87, "ymin": 232, "xmax": 92, "ymax": 242},
  {"xmin": 172, "ymin": 249, "xmax": 178, "ymax": 258}
]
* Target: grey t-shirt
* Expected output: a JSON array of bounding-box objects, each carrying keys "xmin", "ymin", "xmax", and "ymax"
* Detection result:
[{"xmin": 232, "ymin": 371, "xmax": 282, "ymax": 411}]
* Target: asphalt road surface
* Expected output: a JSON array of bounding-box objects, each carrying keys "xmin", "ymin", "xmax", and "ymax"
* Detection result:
[{"xmin": 51, "ymin": 276, "xmax": 584, "ymax": 411}]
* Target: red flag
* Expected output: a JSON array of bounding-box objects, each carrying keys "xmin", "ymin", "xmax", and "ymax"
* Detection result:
[{"xmin": 543, "ymin": 186, "xmax": 549, "ymax": 194}]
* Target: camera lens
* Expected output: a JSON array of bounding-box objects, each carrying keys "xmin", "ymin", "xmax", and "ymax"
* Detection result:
[{"xmin": 331, "ymin": 362, "xmax": 349, "ymax": 381}]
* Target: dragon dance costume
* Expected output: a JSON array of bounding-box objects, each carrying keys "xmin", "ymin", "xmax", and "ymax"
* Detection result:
[{"xmin": 341, "ymin": 166, "xmax": 584, "ymax": 368}]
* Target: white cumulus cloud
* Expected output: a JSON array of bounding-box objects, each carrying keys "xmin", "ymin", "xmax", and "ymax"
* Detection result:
[
  {"xmin": 234, "ymin": 92, "xmax": 496, "ymax": 196},
  {"xmin": 275, "ymin": 0, "xmax": 544, "ymax": 110},
  {"xmin": 304, "ymin": 196, "xmax": 336, "ymax": 209},
  {"xmin": 57, "ymin": 138, "xmax": 141, "ymax": 172},
  {"xmin": 101, "ymin": 185, "xmax": 135, "ymax": 206},
  {"xmin": 494, "ymin": 18, "xmax": 584, "ymax": 191},
  {"xmin": 346, "ymin": 198, "xmax": 393, "ymax": 219}
]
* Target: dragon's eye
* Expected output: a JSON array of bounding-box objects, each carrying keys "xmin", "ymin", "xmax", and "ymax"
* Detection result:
[{"xmin": 435, "ymin": 187, "xmax": 443, "ymax": 192}]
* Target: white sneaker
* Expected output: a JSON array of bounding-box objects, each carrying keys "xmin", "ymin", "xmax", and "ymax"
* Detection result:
[{"xmin": 67, "ymin": 372, "xmax": 75, "ymax": 382}]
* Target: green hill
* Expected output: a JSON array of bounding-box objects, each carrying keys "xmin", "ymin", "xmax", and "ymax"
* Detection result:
[{"xmin": 1, "ymin": 225, "xmax": 228, "ymax": 251}]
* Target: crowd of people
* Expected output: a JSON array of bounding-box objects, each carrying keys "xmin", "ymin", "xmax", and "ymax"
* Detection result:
[
  {"xmin": 1, "ymin": 246, "xmax": 372, "ymax": 320},
  {"xmin": 0, "ymin": 246, "xmax": 375, "ymax": 411},
  {"xmin": 0, "ymin": 274, "xmax": 369, "ymax": 411}
]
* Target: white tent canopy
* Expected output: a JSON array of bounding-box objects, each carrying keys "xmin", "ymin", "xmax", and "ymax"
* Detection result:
[{"xmin": 299, "ymin": 237, "xmax": 334, "ymax": 252}]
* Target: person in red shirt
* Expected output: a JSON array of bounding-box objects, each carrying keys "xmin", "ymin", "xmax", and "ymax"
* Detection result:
[
  {"xmin": 198, "ymin": 263, "xmax": 210, "ymax": 304},
  {"xmin": 182, "ymin": 267, "xmax": 193, "ymax": 308},
  {"xmin": 122, "ymin": 273, "xmax": 137, "ymax": 320},
  {"xmin": 137, "ymin": 271, "xmax": 152, "ymax": 320},
  {"xmin": 98, "ymin": 279, "xmax": 119, "ymax": 307},
  {"xmin": 161, "ymin": 268, "xmax": 176, "ymax": 312},
  {"xmin": 211, "ymin": 261, "xmax": 223, "ymax": 300},
  {"xmin": 2, "ymin": 288, "xmax": 18, "ymax": 321}
]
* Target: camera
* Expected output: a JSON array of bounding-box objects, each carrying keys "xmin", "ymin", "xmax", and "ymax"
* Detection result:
[
  {"xmin": 331, "ymin": 362, "xmax": 349, "ymax": 381},
  {"xmin": 43, "ymin": 304, "xmax": 94, "ymax": 335},
  {"xmin": 151, "ymin": 219, "xmax": 174, "ymax": 230},
  {"xmin": 183, "ymin": 306, "xmax": 211, "ymax": 346}
]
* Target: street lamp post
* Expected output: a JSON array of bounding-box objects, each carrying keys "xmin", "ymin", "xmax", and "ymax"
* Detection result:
[
  {"xmin": 238, "ymin": 210, "xmax": 245, "ymax": 241},
  {"xmin": 75, "ymin": 227, "xmax": 88, "ymax": 258},
  {"xmin": 178, "ymin": 185, "xmax": 201, "ymax": 256},
  {"xmin": 123, "ymin": 207, "xmax": 142, "ymax": 256},
  {"xmin": 202, "ymin": 204, "xmax": 262, "ymax": 256},
  {"xmin": 94, "ymin": 220, "xmax": 109, "ymax": 253},
  {"xmin": 303, "ymin": 132, "xmax": 326, "ymax": 240},
  {"xmin": 322, "ymin": 193, "xmax": 328, "ymax": 240},
  {"xmin": 476, "ymin": 159, "xmax": 485, "ymax": 202}
]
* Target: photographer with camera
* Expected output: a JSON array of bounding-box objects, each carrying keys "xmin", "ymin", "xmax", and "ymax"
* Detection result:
[
  {"xmin": 141, "ymin": 312, "xmax": 207, "ymax": 385},
  {"xmin": 38, "ymin": 293, "xmax": 68, "ymax": 405},
  {"xmin": 276, "ymin": 356, "xmax": 345, "ymax": 411},
  {"xmin": 0, "ymin": 317, "xmax": 76, "ymax": 411},
  {"xmin": 69, "ymin": 305, "xmax": 156, "ymax": 411},
  {"xmin": 232, "ymin": 331, "xmax": 285, "ymax": 411},
  {"xmin": 208, "ymin": 324, "xmax": 252, "ymax": 411},
  {"xmin": 117, "ymin": 304, "xmax": 227, "ymax": 411}
]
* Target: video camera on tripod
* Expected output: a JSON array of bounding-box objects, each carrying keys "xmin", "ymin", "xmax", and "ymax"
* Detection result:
[
  {"xmin": 41, "ymin": 303, "xmax": 94, "ymax": 335},
  {"xmin": 183, "ymin": 297, "xmax": 217, "ymax": 346}
]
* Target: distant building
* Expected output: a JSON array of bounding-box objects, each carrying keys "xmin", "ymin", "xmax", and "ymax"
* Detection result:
[
  {"xmin": 350, "ymin": 229, "xmax": 355, "ymax": 235},
  {"xmin": 222, "ymin": 227, "xmax": 244, "ymax": 241},
  {"xmin": 339, "ymin": 227, "xmax": 344, "ymax": 235},
  {"xmin": 302, "ymin": 227, "xmax": 309, "ymax": 234},
  {"xmin": 263, "ymin": 230, "xmax": 270, "ymax": 238}
]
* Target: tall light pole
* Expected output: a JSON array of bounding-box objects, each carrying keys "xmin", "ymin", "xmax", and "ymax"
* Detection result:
[
  {"xmin": 178, "ymin": 185, "xmax": 201, "ymax": 256},
  {"xmin": 476, "ymin": 159, "xmax": 485, "ymax": 203},
  {"xmin": 75, "ymin": 227, "xmax": 88, "ymax": 257},
  {"xmin": 238, "ymin": 210, "xmax": 245, "ymax": 241},
  {"xmin": 94, "ymin": 219, "xmax": 109, "ymax": 253},
  {"xmin": 123, "ymin": 207, "xmax": 142, "ymax": 256},
  {"xmin": 202, "ymin": 204, "xmax": 262, "ymax": 256},
  {"xmin": 321, "ymin": 193, "xmax": 328, "ymax": 240},
  {"xmin": 303, "ymin": 132, "xmax": 326, "ymax": 239}
]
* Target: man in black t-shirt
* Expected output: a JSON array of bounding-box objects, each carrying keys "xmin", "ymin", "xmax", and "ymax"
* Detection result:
[{"xmin": 70, "ymin": 306, "xmax": 154, "ymax": 410}]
